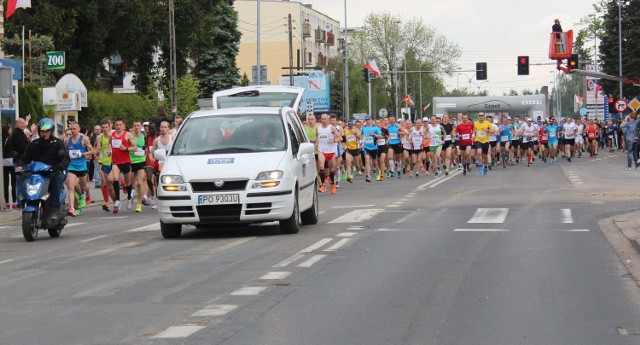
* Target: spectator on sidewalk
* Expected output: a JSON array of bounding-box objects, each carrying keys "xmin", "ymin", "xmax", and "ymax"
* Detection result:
[
  {"xmin": 622, "ymin": 113, "xmax": 638, "ymax": 170},
  {"xmin": 2, "ymin": 124, "xmax": 15, "ymax": 207}
]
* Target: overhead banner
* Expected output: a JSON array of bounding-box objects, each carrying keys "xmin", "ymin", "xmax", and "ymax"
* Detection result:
[{"xmin": 280, "ymin": 71, "xmax": 330, "ymax": 113}]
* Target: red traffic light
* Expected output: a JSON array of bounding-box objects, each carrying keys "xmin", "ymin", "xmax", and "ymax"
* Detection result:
[
  {"xmin": 608, "ymin": 97, "xmax": 615, "ymax": 103},
  {"xmin": 520, "ymin": 57, "xmax": 527, "ymax": 64}
]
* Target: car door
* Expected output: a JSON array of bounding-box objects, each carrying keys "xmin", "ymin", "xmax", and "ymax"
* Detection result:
[{"xmin": 287, "ymin": 112, "xmax": 314, "ymax": 210}]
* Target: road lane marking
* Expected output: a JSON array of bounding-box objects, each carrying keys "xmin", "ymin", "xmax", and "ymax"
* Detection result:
[
  {"xmin": 561, "ymin": 209, "xmax": 573, "ymax": 223},
  {"xmin": 467, "ymin": 208, "xmax": 509, "ymax": 224},
  {"xmin": 230, "ymin": 287, "xmax": 267, "ymax": 296},
  {"xmin": 328, "ymin": 209, "xmax": 384, "ymax": 224},
  {"xmin": 396, "ymin": 210, "xmax": 420, "ymax": 224},
  {"xmin": 89, "ymin": 241, "xmax": 141, "ymax": 256},
  {"xmin": 153, "ymin": 325, "xmax": 205, "ymax": 339},
  {"xmin": 337, "ymin": 232, "xmax": 357, "ymax": 237},
  {"xmin": 428, "ymin": 170, "xmax": 462, "ymax": 188},
  {"xmin": 563, "ymin": 229, "xmax": 590, "ymax": 232},
  {"xmin": 260, "ymin": 271, "xmax": 291, "ymax": 280},
  {"xmin": 0, "ymin": 259, "xmax": 15, "ymax": 264},
  {"xmin": 126, "ymin": 223, "xmax": 160, "ymax": 232},
  {"xmin": 332, "ymin": 205, "xmax": 375, "ymax": 209},
  {"xmin": 376, "ymin": 228, "xmax": 402, "ymax": 232},
  {"xmin": 81, "ymin": 235, "xmax": 110, "ymax": 243},
  {"xmin": 65, "ymin": 222, "xmax": 87, "ymax": 228},
  {"xmin": 297, "ymin": 254, "xmax": 326, "ymax": 268},
  {"xmin": 301, "ymin": 238, "xmax": 333, "ymax": 253},
  {"xmin": 454, "ymin": 228, "xmax": 510, "ymax": 232},
  {"xmin": 387, "ymin": 205, "xmax": 401, "ymax": 208},
  {"xmin": 192, "ymin": 305, "xmax": 237, "ymax": 317},
  {"xmin": 324, "ymin": 239, "xmax": 350, "ymax": 251},
  {"xmin": 97, "ymin": 216, "xmax": 128, "ymax": 220},
  {"xmin": 273, "ymin": 253, "xmax": 305, "ymax": 268}
]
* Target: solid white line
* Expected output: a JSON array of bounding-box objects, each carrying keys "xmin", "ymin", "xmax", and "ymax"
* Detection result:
[
  {"xmin": 429, "ymin": 170, "xmax": 462, "ymax": 188},
  {"xmin": 328, "ymin": 209, "xmax": 384, "ymax": 224},
  {"xmin": 297, "ymin": 254, "xmax": 326, "ymax": 268},
  {"xmin": 97, "ymin": 216, "xmax": 128, "ymax": 220},
  {"xmin": 324, "ymin": 238, "xmax": 350, "ymax": 251},
  {"xmin": 273, "ymin": 253, "xmax": 305, "ymax": 268},
  {"xmin": 387, "ymin": 205, "xmax": 401, "ymax": 208},
  {"xmin": 318, "ymin": 211, "xmax": 326, "ymax": 214},
  {"xmin": 376, "ymin": 228, "xmax": 402, "ymax": 232},
  {"xmin": 65, "ymin": 222, "xmax": 87, "ymax": 228},
  {"xmin": 81, "ymin": 235, "xmax": 109, "ymax": 243},
  {"xmin": 153, "ymin": 325, "xmax": 205, "ymax": 339},
  {"xmin": 0, "ymin": 226, "xmax": 8, "ymax": 229},
  {"xmin": 301, "ymin": 238, "xmax": 333, "ymax": 253},
  {"xmin": 126, "ymin": 223, "xmax": 160, "ymax": 232},
  {"xmin": 396, "ymin": 210, "xmax": 420, "ymax": 224},
  {"xmin": 331, "ymin": 204, "xmax": 375, "ymax": 209},
  {"xmin": 260, "ymin": 271, "xmax": 291, "ymax": 280},
  {"xmin": 561, "ymin": 209, "xmax": 573, "ymax": 223},
  {"xmin": 467, "ymin": 208, "xmax": 509, "ymax": 224},
  {"xmin": 563, "ymin": 229, "xmax": 590, "ymax": 232},
  {"xmin": 230, "ymin": 287, "xmax": 267, "ymax": 296},
  {"xmin": 337, "ymin": 232, "xmax": 358, "ymax": 237},
  {"xmin": 0, "ymin": 259, "xmax": 15, "ymax": 264},
  {"xmin": 454, "ymin": 228, "xmax": 510, "ymax": 232},
  {"xmin": 192, "ymin": 304, "xmax": 238, "ymax": 317}
]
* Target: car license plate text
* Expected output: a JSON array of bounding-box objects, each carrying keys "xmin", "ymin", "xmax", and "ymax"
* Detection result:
[{"xmin": 198, "ymin": 194, "xmax": 239, "ymax": 205}]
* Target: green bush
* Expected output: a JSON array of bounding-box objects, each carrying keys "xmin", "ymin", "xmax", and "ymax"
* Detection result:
[{"xmin": 80, "ymin": 91, "xmax": 155, "ymax": 127}]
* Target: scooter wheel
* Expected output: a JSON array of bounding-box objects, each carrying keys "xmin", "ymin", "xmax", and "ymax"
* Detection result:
[
  {"xmin": 48, "ymin": 227, "xmax": 62, "ymax": 238},
  {"xmin": 22, "ymin": 212, "xmax": 38, "ymax": 242}
]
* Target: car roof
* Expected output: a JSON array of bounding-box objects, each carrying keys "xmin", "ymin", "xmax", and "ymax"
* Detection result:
[
  {"xmin": 186, "ymin": 106, "xmax": 284, "ymax": 120},
  {"xmin": 211, "ymin": 85, "xmax": 305, "ymax": 111}
]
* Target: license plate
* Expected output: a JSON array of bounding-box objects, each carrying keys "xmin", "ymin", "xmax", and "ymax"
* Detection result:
[{"xmin": 198, "ymin": 194, "xmax": 239, "ymax": 205}]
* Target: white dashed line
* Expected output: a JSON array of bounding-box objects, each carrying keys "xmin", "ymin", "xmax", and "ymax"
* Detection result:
[
  {"xmin": 467, "ymin": 208, "xmax": 509, "ymax": 224},
  {"xmin": 563, "ymin": 229, "xmax": 590, "ymax": 232},
  {"xmin": 337, "ymin": 232, "xmax": 357, "ymax": 237},
  {"xmin": 324, "ymin": 239, "xmax": 350, "ymax": 252},
  {"xmin": 297, "ymin": 254, "xmax": 326, "ymax": 268},
  {"xmin": 81, "ymin": 235, "xmax": 110, "ymax": 243},
  {"xmin": 273, "ymin": 253, "xmax": 305, "ymax": 268},
  {"xmin": 230, "ymin": 287, "xmax": 268, "ymax": 296},
  {"xmin": 561, "ymin": 209, "xmax": 573, "ymax": 223},
  {"xmin": 192, "ymin": 305, "xmax": 238, "ymax": 317},
  {"xmin": 153, "ymin": 325, "xmax": 205, "ymax": 339},
  {"xmin": 376, "ymin": 228, "xmax": 402, "ymax": 232},
  {"xmin": 328, "ymin": 209, "xmax": 384, "ymax": 224},
  {"xmin": 300, "ymin": 238, "xmax": 333, "ymax": 253},
  {"xmin": 65, "ymin": 222, "xmax": 87, "ymax": 228},
  {"xmin": 126, "ymin": 223, "xmax": 160, "ymax": 232},
  {"xmin": 454, "ymin": 228, "xmax": 510, "ymax": 232},
  {"xmin": 0, "ymin": 259, "xmax": 15, "ymax": 264},
  {"xmin": 260, "ymin": 271, "xmax": 291, "ymax": 280}
]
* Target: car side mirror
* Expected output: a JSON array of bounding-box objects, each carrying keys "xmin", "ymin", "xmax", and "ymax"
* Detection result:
[
  {"xmin": 298, "ymin": 143, "xmax": 314, "ymax": 157},
  {"xmin": 154, "ymin": 149, "xmax": 167, "ymax": 161}
]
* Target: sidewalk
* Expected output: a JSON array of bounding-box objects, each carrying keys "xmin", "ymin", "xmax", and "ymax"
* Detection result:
[
  {"xmin": 0, "ymin": 181, "xmax": 115, "ymax": 225},
  {"xmin": 609, "ymin": 210, "xmax": 640, "ymax": 255}
]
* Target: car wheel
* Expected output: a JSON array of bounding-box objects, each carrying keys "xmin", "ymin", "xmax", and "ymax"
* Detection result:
[
  {"xmin": 280, "ymin": 191, "xmax": 300, "ymax": 234},
  {"xmin": 161, "ymin": 221, "xmax": 182, "ymax": 239},
  {"xmin": 301, "ymin": 182, "xmax": 319, "ymax": 225}
]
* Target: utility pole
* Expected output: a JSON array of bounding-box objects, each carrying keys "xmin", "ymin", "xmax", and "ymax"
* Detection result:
[
  {"xmin": 343, "ymin": 0, "xmax": 349, "ymax": 121},
  {"xmin": 256, "ymin": 0, "xmax": 261, "ymax": 85},
  {"xmin": 618, "ymin": 1, "xmax": 623, "ymax": 98},
  {"xmin": 169, "ymin": 0, "xmax": 178, "ymax": 114},
  {"xmin": 288, "ymin": 14, "xmax": 293, "ymax": 86}
]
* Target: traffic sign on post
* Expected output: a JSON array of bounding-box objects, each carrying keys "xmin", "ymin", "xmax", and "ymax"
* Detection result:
[
  {"xmin": 614, "ymin": 99, "xmax": 628, "ymax": 113},
  {"xmin": 379, "ymin": 108, "xmax": 388, "ymax": 118},
  {"xmin": 46, "ymin": 51, "xmax": 65, "ymax": 70},
  {"xmin": 629, "ymin": 97, "xmax": 640, "ymax": 113}
]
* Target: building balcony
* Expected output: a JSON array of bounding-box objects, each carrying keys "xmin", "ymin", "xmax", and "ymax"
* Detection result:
[
  {"xmin": 326, "ymin": 32, "xmax": 335, "ymax": 46},
  {"xmin": 303, "ymin": 23, "xmax": 311, "ymax": 38},
  {"xmin": 315, "ymin": 29, "xmax": 326, "ymax": 43}
]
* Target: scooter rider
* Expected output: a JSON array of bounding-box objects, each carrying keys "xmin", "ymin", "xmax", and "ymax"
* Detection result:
[{"xmin": 15, "ymin": 119, "xmax": 70, "ymax": 218}]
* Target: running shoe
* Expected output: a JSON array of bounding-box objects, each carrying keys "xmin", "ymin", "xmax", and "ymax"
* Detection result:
[
  {"xmin": 330, "ymin": 184, "xmax": 336, "ymax": 194},
  {"xmin": 102, "ymin": 202, "xmax": 110, "ymax": 212},
  {"xmin": 68, "ymin": 208, "xmax": 77, "ymax": 217},
  {"xmin": 483, "ymin": 166, "xmax": 488, "ymax": 176},
  {"xmin": 78, "ymin": 195, "xmax": 86, "ymax": 209},
  {"xmin": 435, "ymin": 170, "xmax": 440, "ymax": 177},
  {"xmin": 114, "ymin": 200, "xmax": 121, "ymax": 214},
  {"xmin": 76, "ymin": 208, "xmax": 82, "ymax": 216},
  {"xmin": 445, "ymin": 169, "xmax": 449, "ymax": 176},
  {"xmin": 425, "ymin": 170, "xmax": 430, "ymax": 176},
  {"xmin": 347, "ymin": 175, "xmax": 353, "ymax": 183},
  {"xmin": 415, "ymin": 172, "xmax": 420, "ymax": 179},
  {"xmin": 478, "ymin": 166, "xmax": 483, "ymax": 175},
  {"xmin": 126, "ymin": 198, "xmax": 133, "ymax": 210},
  {"xmin": 365, "ymin": 175, "xmax": 372, "ymax": 183},
  {"xmin": 318, "ymin": 185, "xmax": 327, "ymax": 193},
  {"xmin": 397, "ymin": 171, "xmax": 401, "ymax": 180},
  {"xmin": 135, "ymin": 203, "xmax": 142, "ymax": 212},
  {"xmin": 85, "ymin": 198, "xmax": 92, "ymax": 205},
  {"xmin": 458, "ymin": 164, "xmax": 463, "ymax": 170},
  {"xmin": 151, "ymin": 203, "xmax": 158, "ymax": 210},
  {"xmin": 335, "ymin": 181, "xmax": 340, "ymax": 188},
  {"xmin": 342, "ymin": 171, "xmax": 348, "ymax": 180},
  {"xmin": 463, "ymin": 168, "xmax": 467, "ymax": 176}
]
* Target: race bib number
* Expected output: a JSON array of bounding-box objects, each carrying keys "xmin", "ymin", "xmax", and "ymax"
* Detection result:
[
  {"xmin": 444, "ymin": 135, "xmax": 452, "ymax": 141},
  {"xmin": 461, "ymin": 134, "xmax": 470, "ymax": 140},
  {"xmin": 412, "ymin": 138, "xmax": 422, "ymax": 148},
  {"xmin": 134, "ymin": 148, "xmax": 145, "ymax": 157},
  {"xmin": 346, "ymin": 135, "xmax": 356, "ymax": 143},
  {"xmin": 501, "ymin": 135, "xmax": 509, "ymax": 142},
  {"xmin": 111, "ymin": 139, "xmax": 122, "ymax": 148},
  {"xmin": 549, "ymin": 132, "xmax": 556, "ymax": 138},
  {"xmin": 389, "ymin": 133, "xmax": 398, "ymax": 140},
  {"xmin": 588, "ymin": 133, "xmax": 596, "ymax": 139},
  {"xmin": 364, "ymin": 136, "xmax": 374, "ymax": 145},
  {"xmin": 477, "ymin": 131, "xmax": 486, "ymax": 138},
  {"xmin": 377, "ymin": 138, "xmax": 386, "ymax": 146},
  {"xmin": 69, "ymin": 149, "xmax": 82, "ymax": 159},
  {"xmin": 542, "ymin": 135, "xmax": 548, "ymax": 140},
  {"xmin": 608, "ymin": 135, "xmax": 614, "ymax": 139}
]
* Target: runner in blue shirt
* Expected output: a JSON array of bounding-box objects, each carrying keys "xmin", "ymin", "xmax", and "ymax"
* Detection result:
[
  {"xmin": 360, "ymin": 115, "xmax": 383, "ymax": 182},
  {"xmin": 386, "ymin": 115, "xmax": 402, "ymax": 178},
  {"xmin": 545, "ymin": 117, "xmax": 559, "ymax": 164},
  {"xmin": 499, "ymin": 117, "xmax": 512, "ymax": 168}
]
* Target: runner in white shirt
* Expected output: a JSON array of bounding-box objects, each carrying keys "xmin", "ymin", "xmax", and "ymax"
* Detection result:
[
  {"xmin": 519, "ymin": 118, "xmax": 538, "ymax": 166},
  {"xmin": 316, "ymin": 113, "xmax": 342, "ymax": 194},
  {"xmin": 574, "ymin": 118, "xmax": 585, "ymax": 158},
  {"xmin": 562, "ymin": 118, "xmax": 578, "ymax": 162}
]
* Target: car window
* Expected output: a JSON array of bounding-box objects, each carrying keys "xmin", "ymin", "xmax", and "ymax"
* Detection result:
[
  {"xmin": 287, "ymin": 118, "xmax": 300, "ymax": 155},
  {"xmin": 216, "ymin": 91, "xmax": 298, "ymax": 109},
  {"xmin": 171, "ymin": 114, "xmax": 287, "ymax": 155},
  {"xmin": 288, "ymin": 111, "xmax": 307, "ymax": 143}
]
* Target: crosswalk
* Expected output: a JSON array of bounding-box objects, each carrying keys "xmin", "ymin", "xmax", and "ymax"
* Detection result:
[{"xmin": 454, "ymin": 207, "xmax": 586, "ymax": 232}]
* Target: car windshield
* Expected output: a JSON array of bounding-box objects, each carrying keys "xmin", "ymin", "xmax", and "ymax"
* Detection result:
[
  {"xmin": 171, "ymin": 114, "xmax": 287, "ymax": 155},
  {"xmin": 216, "ymin": 91, "xmax": 298, "ymax": 109}
]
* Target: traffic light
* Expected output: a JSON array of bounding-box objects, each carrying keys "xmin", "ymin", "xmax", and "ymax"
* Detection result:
[
  {"xmin": 517, "ymin": 56, "xmax": 529, "ymax": 75},
  {"xmin": 476, "ymin": 62, "xmax": 487, "ymax": 80},
  {"xmin": 608, "ymin": 97, "xmax": 617, "ymax": 114},
  {"xmin": 363, "ymin": 67, "xmax": 370, "ymax": 83},
  {"xmin": 567, "ymin": 54, "xmax": 579, "ymax": 71}
]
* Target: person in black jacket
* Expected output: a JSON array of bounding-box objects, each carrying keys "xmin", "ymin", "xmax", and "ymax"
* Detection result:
[
  {"xmin": 2, "ymin": 124, "xmax": 15, "ymax": 206},
  {"xmin": 16, "ymin": 119, "xmax": 70, "ymax": 214},
  {"xmin": 552, "ymin": 19, "xmax": 564, "ymax": 53}
]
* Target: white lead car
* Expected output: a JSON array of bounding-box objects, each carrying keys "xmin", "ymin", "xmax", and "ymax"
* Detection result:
[{"xmin": 154, "ymin": 86, "xmax": 318, "ymax": 238}]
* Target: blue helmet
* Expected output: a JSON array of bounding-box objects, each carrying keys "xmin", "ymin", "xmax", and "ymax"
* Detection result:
[{"xmin": 38, "ymin": 118, "xmax": 55, "ymax": 132}]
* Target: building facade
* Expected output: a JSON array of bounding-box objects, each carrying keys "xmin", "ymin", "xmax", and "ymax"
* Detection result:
[{"xmin": 234, "ymin": 0, "xmax": 341, "ymax": 86}]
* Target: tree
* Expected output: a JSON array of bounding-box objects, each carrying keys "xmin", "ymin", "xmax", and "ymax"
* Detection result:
[
  {"xmin": 240, "ymin": 73, "xmax": 250, "ymax": 86},
  {"xmin": 2, "ymin": 33, "xmax": 56, "ymax": 87}
]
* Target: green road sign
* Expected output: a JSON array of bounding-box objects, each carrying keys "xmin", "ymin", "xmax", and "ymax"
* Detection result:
[{"xmin": 46, "ymin": 51, "xmax": 65, "ymax": 70}]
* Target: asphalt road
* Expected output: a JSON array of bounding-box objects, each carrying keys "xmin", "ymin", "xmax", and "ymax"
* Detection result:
[{"xmin": 1, "ymin": 152, "xmax": 640, "ymax": 344}]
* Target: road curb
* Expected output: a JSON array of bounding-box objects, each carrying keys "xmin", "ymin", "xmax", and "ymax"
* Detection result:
[{"xmin": 598, "ymin": 212, "xmax": 640, "ymax": 285}]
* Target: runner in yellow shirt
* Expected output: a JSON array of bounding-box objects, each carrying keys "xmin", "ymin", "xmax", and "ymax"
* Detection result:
[{"xmin": 473, "ymin": 112, "xmax": 495, "ymax": 175}]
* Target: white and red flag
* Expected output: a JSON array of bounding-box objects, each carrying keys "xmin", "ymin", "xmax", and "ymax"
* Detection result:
[
  {"xmin": 423, "ymin": 103, "xmax": 431, "ymax": 111},
  {"xmin": 364, "ymin": 59, "xmax": 381, "ymax": 78},
  {"xmin": 402, "ymin": 94, "xmax": 414, "ymax": 107},
  {"xmin": 6, "ymin": 0, "xmax": 31, "ymax": 19}
]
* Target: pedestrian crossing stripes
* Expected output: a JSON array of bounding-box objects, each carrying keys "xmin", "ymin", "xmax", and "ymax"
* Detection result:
[
  {"xmin": 457, "ymin": 207, "xmax": 586, "ymax": 232},
  {"xmin": 467, "ymin": 208, "xmax": 509, "ymax": 223}
]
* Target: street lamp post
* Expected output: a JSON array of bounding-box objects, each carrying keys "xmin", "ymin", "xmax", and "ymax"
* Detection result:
[
  {"xmin": 256, "ymin": 0, "xmax": 261, "ymax": 86},
  {"xmin": 343, "ymin": 0, "xmax": 349, "ymax": 121},
  {"xmin": 618, "ymin": 0, "xmax": 623, "ymax": 98},
  {"xmin": 393, "ymin": 20, "xmax": 401, "ymax": 119}
]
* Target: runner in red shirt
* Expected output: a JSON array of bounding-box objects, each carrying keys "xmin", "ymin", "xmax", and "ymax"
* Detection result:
[
  {"xmin": 108, "ymin": 117, "xmax": 138, "ymax": 214},
  {"xmin": 538, "ymin": 123, "xmax": 548, "ymax": 162},
  {"xmin": 455, "ymin": 114, "xmax": 475, "ymax": 176}
]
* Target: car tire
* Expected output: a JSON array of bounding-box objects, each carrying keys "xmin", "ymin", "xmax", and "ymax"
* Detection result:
[
  {"xmin": 161, "ymin": 221, "xmax": 182, "ymax": 239},
  {"xmin": 301, "ymin": 183, "xmax": 319, "ymax": 225},
  {"xmin": 280, "ymin": 190, "xmax": 300, "ymax": 234}
]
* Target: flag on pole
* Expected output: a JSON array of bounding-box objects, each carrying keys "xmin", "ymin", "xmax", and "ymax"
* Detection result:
[
  {"xmin": 574, "ymin": 94, "xmax": 583, "ymax": 106},
  {"xmin": 6, "ymin": 0, "xmax": 31, "ymax": 19},
  {"xmin": 595, "ymin": 84, "xmax": 601, "ymax": 100},
  {"xmin": 364, "ymin": 59, "xmax": 381, "ymax": 78},
  {"xmin": 402, "ymin": 94, "xmax": 414, "ymax": 107},
  {"xmin": 423, "ymin": 103, "xmax": 431, "ymax": 111}
]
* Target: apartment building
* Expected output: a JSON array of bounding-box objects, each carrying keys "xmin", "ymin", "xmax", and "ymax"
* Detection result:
[{"xmin": 234, "ymin": 0, "xmax": 341, "ymax": 86}]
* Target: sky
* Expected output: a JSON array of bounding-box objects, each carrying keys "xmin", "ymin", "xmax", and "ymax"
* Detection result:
[{"xmin": 303, "ymin": 0, "xmax": 598, "ymax": 96}]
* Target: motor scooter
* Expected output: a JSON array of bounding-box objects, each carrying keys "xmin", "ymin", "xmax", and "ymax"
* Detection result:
[{"xmin": 20, "ymin": 161, "xmax": 68, "ymax": 242}]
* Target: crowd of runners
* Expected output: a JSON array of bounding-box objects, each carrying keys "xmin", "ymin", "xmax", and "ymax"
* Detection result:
[{"xmin": 304, "ymin": 112, "xmax": 630, "ymax": 194}]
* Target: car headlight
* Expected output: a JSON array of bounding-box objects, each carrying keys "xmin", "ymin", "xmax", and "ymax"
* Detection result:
[
  {"xmin": 26, "ymin": 182, "xmax": 41, "ymax": 196},
  {"xmin": 161, "ymin": 175, "xmax": 185, "ymax": 184},
  {"xmin": 256, "ymin": 170, "xmax": 283, "ymax": 181}
]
